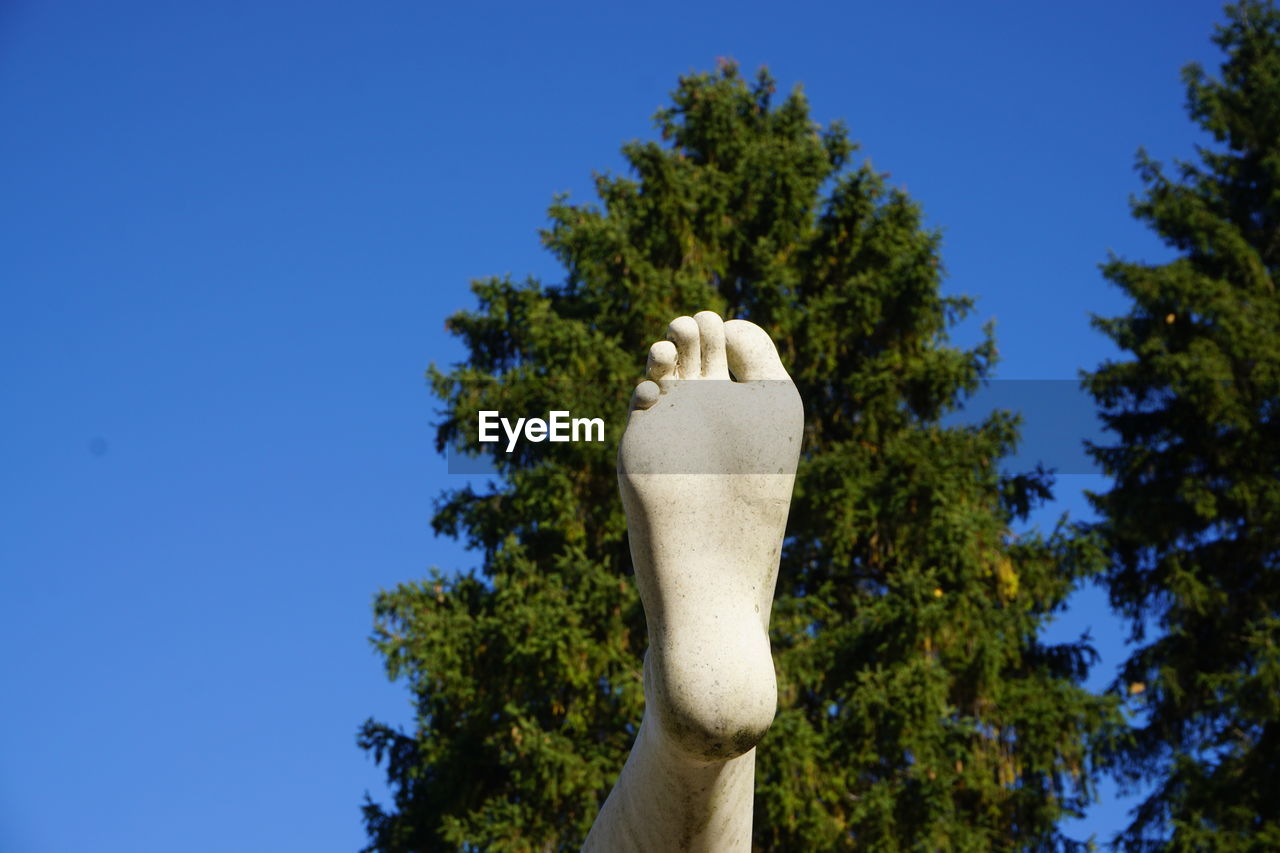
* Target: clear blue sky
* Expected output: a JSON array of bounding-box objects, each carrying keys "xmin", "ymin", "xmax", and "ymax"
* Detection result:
[{"xmin": 1, "ymin": 1, "xmax": 1227, "ymax": 850}]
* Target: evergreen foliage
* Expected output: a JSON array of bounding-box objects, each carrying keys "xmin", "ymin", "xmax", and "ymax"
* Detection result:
[
  {"xmin": 1084, "ymin": 2, "xmax": 1280, "ymax": 849},
  {"xmin": 361, "ymin": 61, "xmax": 1117, "ymax": 851}
]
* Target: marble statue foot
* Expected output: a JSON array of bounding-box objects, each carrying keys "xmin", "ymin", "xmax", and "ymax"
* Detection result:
[
  {"xmin": 618, "ymin": 311, "xmax": 803, "ymax": 760},
  {"xmin": 582, "ymin": 312, "xmax": 802, "ymax": 852}
]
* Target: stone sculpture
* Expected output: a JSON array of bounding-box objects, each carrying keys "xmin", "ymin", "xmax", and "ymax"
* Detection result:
[{"xmin": 582, "ymin": 311, "xmax": 803, "ymax": 852}]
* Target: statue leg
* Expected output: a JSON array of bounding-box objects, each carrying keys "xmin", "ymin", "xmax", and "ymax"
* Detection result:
[{"xmin": 584, "ymin": 312, "xmax": 803, "ymax": 852}]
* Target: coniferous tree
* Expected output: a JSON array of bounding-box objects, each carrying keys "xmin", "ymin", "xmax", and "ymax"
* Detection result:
[
  {"xmin": 1084, "ymin": 2, "xmax": 1280, "ymax": 849},
  {"xmin": 362, "ymin": 62, "xmax": 1117, "ymax": 851}
]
